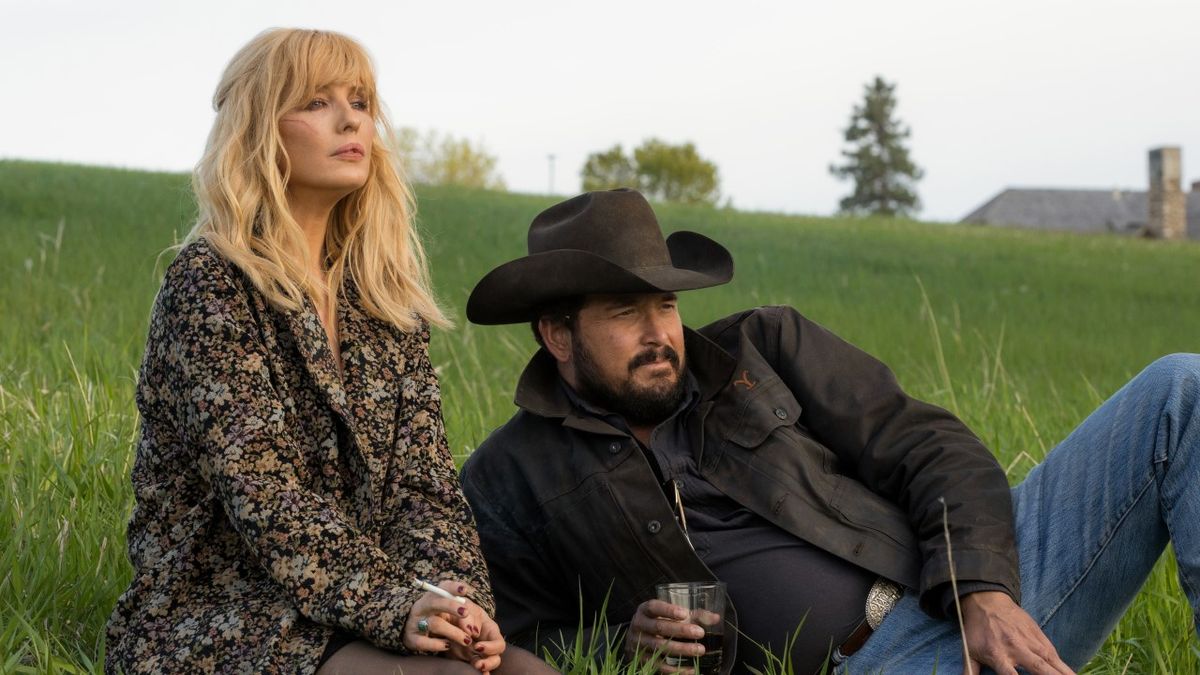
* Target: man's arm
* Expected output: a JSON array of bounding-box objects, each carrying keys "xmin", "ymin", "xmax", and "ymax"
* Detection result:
[
  {"xmin": 749, "ymin": 306, "xmax": 1020, "ymax": 613},
  {"xmin": 459, "ymin": 463, "xmax": 619, "ymax": 663},
  {"xmin": 747, "ymin": 306, "xmax": 1078, "ymax": 673}
]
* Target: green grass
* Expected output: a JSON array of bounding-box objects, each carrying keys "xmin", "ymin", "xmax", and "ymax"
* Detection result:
[{"xmin": 2, "ymin": 159, "xmax": 1198, "ymax": 673}]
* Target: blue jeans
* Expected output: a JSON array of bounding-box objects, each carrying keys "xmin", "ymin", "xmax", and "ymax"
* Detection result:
[{"xmin": 840, "ymin": 354, "xmax": 1200, "ymax": 673}]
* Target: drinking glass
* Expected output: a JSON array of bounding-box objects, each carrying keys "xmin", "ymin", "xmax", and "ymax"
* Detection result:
[{"xmin": 655, "ymin": 581, "xmax": 727, "ymax": 675}]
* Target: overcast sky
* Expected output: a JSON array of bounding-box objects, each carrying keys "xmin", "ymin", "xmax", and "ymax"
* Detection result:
[{"xmin": 3, "ymin": 0, "xmax": 1197, "ymax": 221}]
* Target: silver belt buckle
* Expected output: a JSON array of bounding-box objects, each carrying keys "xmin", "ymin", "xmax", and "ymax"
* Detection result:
[
  {"xmin": 830, "ymin": 578, "xmax": 902, "ymax": 667},
  {"xmin": 865, "ymin": 577, "xmax": 902, "ymax": 630}
]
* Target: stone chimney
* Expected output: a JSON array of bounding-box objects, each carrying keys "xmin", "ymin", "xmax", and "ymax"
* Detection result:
[{"xmin": 1148, "ymin": 147, "xmax": 1185, "ymax": 240}]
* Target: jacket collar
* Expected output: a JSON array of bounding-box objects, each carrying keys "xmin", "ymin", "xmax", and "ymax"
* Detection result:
[
  {"xmin": 513, "ymin": 326, "xmax": 737, "ymax": 422},
  {"xmin": 282, "ymin": 277, "xmax": 403, "ymax": 513},
  {"xmin": 284, "ymin": 290, "xmax": 349, "ymax": 418}
]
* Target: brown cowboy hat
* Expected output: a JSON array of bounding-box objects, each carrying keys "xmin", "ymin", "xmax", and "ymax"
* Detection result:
[{"xmin": 467, "ymin": 188, "xmax": 733, "ymax": 325}]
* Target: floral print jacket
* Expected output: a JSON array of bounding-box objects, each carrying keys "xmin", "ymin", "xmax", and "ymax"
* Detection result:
[{"xmin": 105, "ymin": 239, "xmax": 493, "ymax": 674}]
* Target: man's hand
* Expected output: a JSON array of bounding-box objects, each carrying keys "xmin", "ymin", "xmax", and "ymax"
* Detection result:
[
  {"xmin": 625, "ymin": 599, "xmax": 707, "ymax": 673},
  {"xmin": 959, "ymin": 591, "xmax": 1074, "ymax": 675}
]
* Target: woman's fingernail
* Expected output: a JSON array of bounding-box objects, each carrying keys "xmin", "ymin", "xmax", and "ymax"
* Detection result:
[
  {"xmin": 457, "ymin": 606, "xmax": 467, "ymax": 616},
  {"xmin": 463, "ymin": 636, "xmax": 472, "ymax": 645},
  {"xmin": 457, "ymin": 584, "xmax": 466, "ymax": 594}
]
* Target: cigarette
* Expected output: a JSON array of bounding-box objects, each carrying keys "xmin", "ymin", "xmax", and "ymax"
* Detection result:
[{"xmin": 413, "ymin": 578, "xmax": 467, "ymax": 604}]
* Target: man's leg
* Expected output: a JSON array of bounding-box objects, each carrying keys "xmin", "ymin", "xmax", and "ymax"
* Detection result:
[{"xmin": 840, "ymin": 353, "xmax": 1200, "ymax": 673}]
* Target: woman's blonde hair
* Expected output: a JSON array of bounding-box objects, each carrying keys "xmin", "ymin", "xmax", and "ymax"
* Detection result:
[{"xmin": 188, "ymin": 28, "xmax": 447, "ymax": 331}]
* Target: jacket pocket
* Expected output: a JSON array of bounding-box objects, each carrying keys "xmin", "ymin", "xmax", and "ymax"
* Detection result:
[
  {"xmin": 542, "ymin": 478, "xmax": 670, "ymax": 621},
  {"xmin": 720, "ymin": 376, "xmax": 804, "ymax": 449},
  {"xmin": 828, "ymin": 475, "xmax": 916, "ymax": 549}
]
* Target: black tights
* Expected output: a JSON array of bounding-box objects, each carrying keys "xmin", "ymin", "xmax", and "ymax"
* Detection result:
[{"xmin": 315, "ymin": 640, "xmax": 558, "ymax": 675}]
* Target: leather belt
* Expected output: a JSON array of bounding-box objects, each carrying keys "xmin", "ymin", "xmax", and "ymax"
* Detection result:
[{"xmin": 830, "ymin": 578, "xmax": 903, "ymax": 667}]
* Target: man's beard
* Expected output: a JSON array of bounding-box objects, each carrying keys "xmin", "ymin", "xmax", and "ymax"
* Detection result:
[{"xmin": 573, "ymin": 333, "xmax": 688, "ymax": 427}]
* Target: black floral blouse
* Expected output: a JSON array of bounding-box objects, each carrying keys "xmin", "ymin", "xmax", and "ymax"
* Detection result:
[{"xmin": 105, "ymin": 238, "xmax": 493, "ymax": 673}]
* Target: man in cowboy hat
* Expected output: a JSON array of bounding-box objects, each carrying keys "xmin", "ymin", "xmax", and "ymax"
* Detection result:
[{"xmin": 460, "ymin": 188, "xmax": 1200, "ymax": 674}]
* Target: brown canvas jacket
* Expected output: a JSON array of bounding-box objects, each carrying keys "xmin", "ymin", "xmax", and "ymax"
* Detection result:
[
  {"xmin": 105, "ymin": 239, "xmax": 492, "ymax": 674},
  {"xmin": 461, "ymin": 305, "xmax": 1018, "ymax": 663}
]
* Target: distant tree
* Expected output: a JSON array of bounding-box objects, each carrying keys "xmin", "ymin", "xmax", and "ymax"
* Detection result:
[
  {"xmin": 829, "ymin": 76, "xmax": 922, "ymax": 217},
  {"xmin": 394, "ymin": 127, "xmax": 506, "ymax": 190},
  {"xmin": 634, "ymin": 139, "xmax": 721, "ymax": 206},
  {"xmin": 580, "ymin": 139, "xmax": 721, "ymax": 206},
  {"xmin": 581, "ymin": 144, "xmax": 638, "ymax": 192}
]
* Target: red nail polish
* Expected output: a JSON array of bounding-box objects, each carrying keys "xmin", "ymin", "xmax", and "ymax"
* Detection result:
[
  {"xmin": 458, "ymin": 585, "xmax": 466, "ymax": 594},
  {"xmin": 475, "ymin": 644, "xmax": 485, "ymax": 652},
  {"xmin": 457, "ymin": 606, "xmax": 467, "ymax": 616}
]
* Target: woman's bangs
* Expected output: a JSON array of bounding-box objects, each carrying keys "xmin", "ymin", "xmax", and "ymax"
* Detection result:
[{"xmin": 299, "ymin": 33, "xmax": 377, "ymax": 110}]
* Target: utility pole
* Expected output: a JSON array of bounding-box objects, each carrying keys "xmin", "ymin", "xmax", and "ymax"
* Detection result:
[{"xmin": 547, "ymin": 154, "xmax": 556, "ymax": 195}]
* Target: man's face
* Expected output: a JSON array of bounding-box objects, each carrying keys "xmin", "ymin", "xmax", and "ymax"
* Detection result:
[{"xmin": 568, "ymin": 292, "xmax": 688, "ymax": 426}]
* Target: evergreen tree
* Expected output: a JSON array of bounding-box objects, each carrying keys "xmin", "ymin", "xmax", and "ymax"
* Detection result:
[{"xmin": 829, "ymin": 76, "xmax": 923, "ymax": 217}]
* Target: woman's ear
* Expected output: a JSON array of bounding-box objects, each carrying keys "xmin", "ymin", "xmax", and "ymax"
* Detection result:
[{"xmin": 539, "ymin": 317, "xmax": 573, "ymax": 364}]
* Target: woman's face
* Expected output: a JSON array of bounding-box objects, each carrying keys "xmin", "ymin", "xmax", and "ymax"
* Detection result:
[{"xmin": 278, "ymin": 83, "xmax": 375, "ymax": 204}]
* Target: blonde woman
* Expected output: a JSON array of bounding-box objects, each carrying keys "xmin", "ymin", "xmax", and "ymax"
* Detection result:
[{"xmin": 105, "ymin": 29, "xmax": 555, "ymax": 674}]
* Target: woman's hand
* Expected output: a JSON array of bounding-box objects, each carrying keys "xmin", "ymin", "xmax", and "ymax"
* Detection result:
[
  {"xmin": 403, "ymin": 580, "xmax": 507, "ymax": 672},
  {"xmin": 463, "ymin": 609, "xmax": 506, "ymax": 672}
]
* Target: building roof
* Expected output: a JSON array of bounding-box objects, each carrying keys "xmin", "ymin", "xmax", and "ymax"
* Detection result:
[{"xmin": 961, "ymin": 188, "xmax": 1200, "ymax": 238}]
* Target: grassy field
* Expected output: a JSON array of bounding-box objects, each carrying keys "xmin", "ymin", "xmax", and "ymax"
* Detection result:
[{"xmin": 2, "ymin": 159, "xmax": 1199, "ymax": 673}]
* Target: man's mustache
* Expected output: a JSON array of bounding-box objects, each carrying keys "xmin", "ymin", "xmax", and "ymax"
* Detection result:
[{"xmin": 628, "ymin": 346, "xmax": 681, "ymax": 372}]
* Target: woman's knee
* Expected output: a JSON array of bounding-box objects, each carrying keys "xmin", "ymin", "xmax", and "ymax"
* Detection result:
[
  {"xmin": 494, "ymin": 646, "xmax": 557, "ymax": 674},
  {"xmin": 317, "ymin": 641, "xmax": 478, "ymax": 675}
]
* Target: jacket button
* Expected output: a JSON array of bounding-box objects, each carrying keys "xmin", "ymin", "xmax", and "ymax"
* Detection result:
[
  {"xmin": 646, "ymin": 520, "xmax": 662, "ymax": 534},
  {"xmin": 608, "ymin": 441, "xmax": 622, "ymax": 452},
  {"xmin": 774, "ymin": 407, "xmax": 788, "ymax": 420}
]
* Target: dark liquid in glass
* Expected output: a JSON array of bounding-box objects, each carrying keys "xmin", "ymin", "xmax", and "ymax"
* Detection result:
[{"xmin": 691, "ymin": 632, "xmax": 723, "ymax": 675}]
